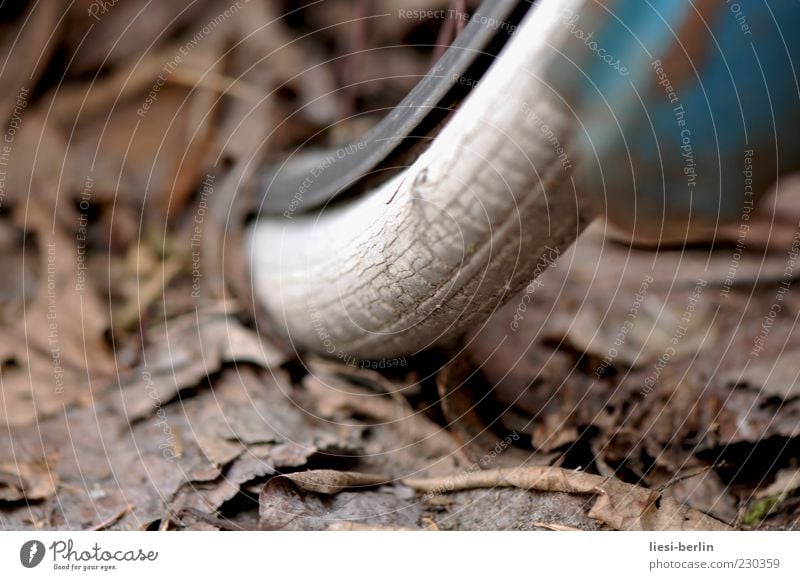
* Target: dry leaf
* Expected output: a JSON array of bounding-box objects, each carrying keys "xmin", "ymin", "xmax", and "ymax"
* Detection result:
[
  {"xmin": 0, "ymin": 2, "xmax": 58, "ymax": 124},
  {"xmin": 0, "ymin": 458, "xmax": 58, "ymax": 502},
  {"xmin": 404, "ymin": 467, "xmax": 730, "ymax": 530},
  {"xmin": 757, "ymin": 468, "xmax": 800, "ymax": 499},
  {"xmin": 64, "ymin": 0, "xmax": 216, "ymax": 75},
  {"xmin": 269, "ymin": 470, "xmax": 393, "ymax": 495},
  {"xmin": 115, "ymin": 308, "xmax": 284, "ymax": 420}
]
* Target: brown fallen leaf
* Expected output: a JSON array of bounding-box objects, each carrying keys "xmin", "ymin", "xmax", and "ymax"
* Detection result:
[
  {"xmin": 756, "ymin": 468, "xmax": 800, "ymax": 500},
  {"xmin": 403, "ymin": 467, "xmax": 730, "ymax": 530},
  {"xmin": 1, "ymin": 376, "xmax": 241, "ymax": 529},
  {"xmin": 63, "ymin": 0, "xmax": 216, "ymax": 75},
  {"xmin": 166, "ymin": 366, "xmax": 377, "ymax": 523},
  {"xmin": 269, "ymin": 470, "xmax": 393, "ymax": 495},
  {"xmin": 255, "ymin": 2, "xmax": 341, "ymax": 126},
  {"xmin": 0, "ymin": 221, "xmax": 37, "ymax": 315},
  {"xmin": 653, "ymin": 466, "xmax": 739, "ymax": 524},
  {"xmin": 723, "ymin": 352, "xmax": 800, "ymax": 403},
  {"xmin": 0, "ymin": 2, "xmax": 59, "ymax": 124},
  {"xmin": 437, "ymin": 357, "xmax": 541, "ymax": 466},
  {"xmin": 299, "ymin": 368, "xmax": 463, "ymax": 478},
  {"xmin": 0, "ymin": 199, "xmax": 116, "ymax": 427},
  {"xmin": 115, "ymin": 306, "xmax": 285, "ymax": 420},
  {"xmin": 2, "ymin": 105, "xmax": 80, "ymax": 234},
  {"xmin": 0, "ymin": 457, "xmax": 58, "ymax": 503},
  {"xmin": 63, "ymin": 86, "xmax": 216, "ymax": 225},
  {"xmin": 328, "ymin": 522, "xmax": 418, "ymax": 531}
]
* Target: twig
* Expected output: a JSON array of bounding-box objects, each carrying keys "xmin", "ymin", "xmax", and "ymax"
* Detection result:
[
  {"xmin": 329, "ymin": 522, "xmax": 418, "ymax": 531},
  {"xmin": 168, "ymin": 68, "xmax": 262, "ymax": 104},
  {"xmin": 657, "ymin": 463, "xmax": 722, "ymax": 492},
  {"xmin": 533, "ymin": 521, "xmax": 584, "ymax": 531},
  {"xmin": 89, "ymin": 504, "xmax": 133, "ymax": 531}
]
